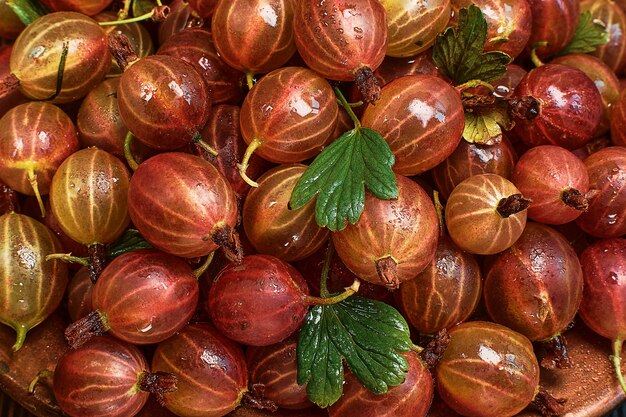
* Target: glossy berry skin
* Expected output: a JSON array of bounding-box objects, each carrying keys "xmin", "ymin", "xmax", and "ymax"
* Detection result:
[
  {"xmin": 484, "ymin": 223, "xmax": 583, "ymax": 342},
  {"xmin": 0, "ymin": 213, "xmax": 67, "ymax": 351},
  {"xmin": 53, "ymin": 336, "xmax": 151, "ymax": 417},
  {"xmin": 294, "ymin": 0, "xmax": 387, "ymax": 81},
  {"xmin": 118, "ymin": 55, "xmax": 211, "ymax": 150},
  {"xmin": 436, "ymin": 321, "xmax": 540, "ymax": 417},
  {"xmin": 582, "ymin": 0, "xmax": 626, "ymax": 74},
  {"xmin": 39, "ymin": 0, "xmax": 112, "ymax": 16},
  {"xmin": 10, "ymin": 12, "xmax": 110, "ymax": 103},
  {"xmin": 76, "ymin": 78, "xmax": 126, "ymax": 156},
  {"xmin": 246, "ymin": 336, "xmax": 312, "ymax": 409},
  {"xmin": 552, "ymin": 54, "xmax": 620, "ymax": 136},
  {"xmin": 0, "ymin": 46, "xmax": 27, "ymax": 118},
  {"xmin": 329, "ymin": 352, "xmax": 433, "ymax": 417},
  {"xmin": 396, "ymin": 236, "xmax": 482, "ymax": 335},
  {"xmin": 526, "ymin": 0, "xmax": 579, "ymax": 59},
  {"xmin": 576, "ymin": 147, "xmax": 626, "ymax": 238},
  {"xmin": 361, "ymin": 75, "xmax": 464, "ymax": 175},
  {"xmin": 189, "ymin": 0, "xmax": 218, "ymax": 17},
  {"xmin": 445, "ymin": 174, "xmax": 527, "ymax": 255},
  {"xmin": 241, "ymin": 67, "xmax": 338, "ymax": 163},
  {"xmin": 432, "ymin": 136, "xmax": 518, "ymax": 199},
  {"xmin": 512, "ymin": 145, "xmax": 590, "ymax": 224},
  {"xmin": 513, "ymin": 64, "xmax": 603, "ymax": 150},
  {"xmin": 128, "ymin": 153, "xmax": 238, "ymax": 258},
  {"xmin": 578, "ymin": 238, "xmax": 626, "ymax": 341},
  {"xmin": 212, "ymin": 0, "xmax": 296, "ymax": 74},
  {"xmin": 0, "ymin": 102, "xmax": 79, "ymax": 198},
  {"xmin": 451, "ymin": 0, "xmax": 532, "ymax": 59},
  {"xmin": 158, "ymin": 28, "xmax": 244, "ymax": 105},
  {"xmin": 610, "ymin": 88, "xmax": 626, "ymax": 146},
  {"xmin": 67, "ymin": 267, "xmax": 93, "ymax": 322},
  {"xmin": 380, "ymin": 0, "xmax": 451, "ymax": 57},
  {"xmin": 333, "ymin": 175, "xmax": 438, "ymax": 288},
  {"xmin": 208, "ymin": 254, "xmax": 310, "ymax": 346},
  {"xmin": 243, "ymin": 164, "xmax": 330, "ymax": 262},
  {"xmin": 50, "ymin": 148, "xmax": 130, "ymax": 246},
  {"xmin": 90, "ymin": 250, "xmax": 199, "ymax": 345},
  {"xmin": 152, "ymin": 323, "xmax": 248, "ymax": 417}
]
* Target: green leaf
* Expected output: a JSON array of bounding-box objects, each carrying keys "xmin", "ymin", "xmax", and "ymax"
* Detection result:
[
  {"xmin": 107, "ymin": 229, "xmax": 152, "ymax": 259},
  {"xmin": 557, "ymin": 11, "xmax": 609, "ymax": 56},
  {"xmin": 132, "ymin": 0, "xmax": 155, "ymax": 17},
  {"xmin": 463, "ymin": 102, "xmax": 513, "ymax": 145},
  {"xmin": 5, "ymin": 0, "xmax": 47, "ymax": 25},
  {"xmin": 432, "ymin": 4, "xmax": 511, "ymax": 85},
  {"xmin": 289, "ymin": 128, "xmax": 397, "ymax": 232},
  {"xmin": 297, "ymin": 296, "xmax": 412, "ymax": 407}
]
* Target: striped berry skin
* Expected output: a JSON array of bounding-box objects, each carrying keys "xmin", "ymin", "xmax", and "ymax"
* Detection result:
[
  {"xmin": 158, "ymin": 28, "xmax": 244, "ymax": 105},
  {"xmin": 380, "ymin": 0, "xmax": 451, "ymax": 57},
  {"xmin": 526, "ymin": 0, "xmax": 579, "ymax": 59},
  {"xmin": 436, "ymin": 322, "xmax": 540, "ymax": 417},
  {"xmin": 243, "ymin": 164, "xmax": 330, "ymax": 262},
  {"xmin": 53, "ymin": 336, "xmax": 152, "ymax": 417},
  {"xmin": 395, "ymin": 236, "xmax": 482, "ymax": 335},
  {"xmin": 39, "ymin": 0, "xmax": 112, "ymax": 16},
  {"xmin": 246, "ymin": 336, "xmax": 312, "ymax": 410},
  {"xmin": 576, "ymin": 147, "xmax": 626, "ymax": 238},
  {"xmin": 117, "ymin": 55, "xmax": 211, "ymax": 150},
  {"xmin": 512, "ymin": 145, "xmax": 590, "ymax": 225},
  {"xmin": 484, "ymin": 223, "xmax": 583, "ymax": 342},
  {"xmin": 432, "ymin": 136, "xmax": 518, "ymax": 200},
  {"xmin": 512, "ymin": 64, "xmax": 603, "ymax": 150},
  {"xmin": 329, "ymin": 352, "xmax": 433, "ymax": 417},
  {"xmin": 294, "ymin": 0, "xmax": 387, "ymax": 82},
  {"xmin": 89, "ymin": 249, "xmax": 199, "ymax": 345},
  {"xmin": 582, "ymin": 0, "xmax": 626, "ymax": 74},
  {"xmin": 66, "ymin": 267, "xmax": 93, "ymax": 322},
  {"xmin": 333, "ymin": 175, "xmax": 439, "ymax": 289},
  {"xmin": 240, "ymin": 67, "xmax": 338, "ymax": 163},
  {"xmin": 0, "ymin": 213, "xmax": 68, "ymax": 351},
  {"xmin": 49, "ymin": 148, "xmax": 131, "ymax": 246},
  {"xmin": 10, "ymin": 12, "xmax": 110, "ymax": 103},
  {"xmin": 208, "ymin": 254, "xmax": 310, "ymax": 346},
  {"xmin": 0, "ymin": 102, "xmax": 79, "ymax": 200},
  {"xmin": 579, "ymin": 239, "xmax": 626, "ymax": 342},
  {"xmin": 361, "ymin": 75, "xmax": 464, "ymax": 176},
  {"xmin": 128, "ymin": 153, "xmax": 239, "ymax": 258},
  {"xmin": 611, "ymin": 89, "xmax": 626, "ymax": 147},
  {"xmin": 212, "ymin": 0, "xmax": 296, "ymax": 74},
  {"xmin": 445, "ymin": 174, "xmax": 528, "ymax": 255},
  {"xmin": 152, "ymin": 323, "xmax": 248, "ymax": 417},
  {"xmin": 451, "ymin": 0, "xmax": 532, "ymax": 59}
]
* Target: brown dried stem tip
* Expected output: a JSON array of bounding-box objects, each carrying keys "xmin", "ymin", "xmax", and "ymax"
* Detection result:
[
  {"xmin": 531, "ymin": 387, "xmax": 567, "ymax": 417},
  {"xmin": 420, "ymin": 329, "xmax": 451, "ymax": 370},
  {"xmin": 65, "ymin": 310, "xmax": 110, "ymax": 349},
  {"xmin": 107, "ymin": 33, "xmax": 139, "ymax": 72},
  {"xmin": 508, "ymin": 96, "xmax": 541, "ymax": 120},
  {"xmin": 561, "ymin": 188, "xmax": 589, "ymax": 212},
  {"xmin": 138, "ymin": 371, "xmax": 178, "ymax": 406},
  {"xmin": 497, "ymin": 194, "xmax": 532, "ymax": 218},
  {"xmin": 151, "ymin": 5, "xmax": 171, "ymax": 22},
  {"xmin": 354, "ymin": 66, "xmax": 381, "ymax": 105},
  {"xmin": 241, "ymin": 384, "xmax": 279, "ymax": 412},
  {"xmin": 375, "ymin": 256, "xmax": 399, "ymax": 289},
  {"xmin": 0, "ymin": 73, "xmax": 19, "ymax": 100},
  {"xmin": 541, "ymin": 335, "xmax": 572, "ymax": 370},
  {"xmin": 88, "ymin": 243, "xmax": 107, "ymax": 284},
  {"xmin": 211, "ymin": 223, "xmax": 243, "ymax": 263}
]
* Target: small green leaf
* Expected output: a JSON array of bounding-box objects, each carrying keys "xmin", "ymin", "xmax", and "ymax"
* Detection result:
[
  {"xmin": 463, "ymin": 103, "xmax": 513, "ymax": 145},
  {"xmin": 5, "ymin": 0, "xmax": 47, "ymax": 25},
  {"xmin": 297, "ymin": 296, "xmax": 412, "ymax": 408},
  {"xmin": 133, "ymin": 0, "xmax": 155, "ymax": 17},
  {"xmin": 107, "ymin": 229, "xmax": 152, "ymax": 259},
  {"xmin": 289, "ymin": 127, "xmax": 397, "ymax": 232},
  {"xmin": 432, "ymin": 4, "xmax": 511, "ymax": 85},
  {"xmin": 557, "ymin": 11, "xmax": 609, "ymax": 56}
]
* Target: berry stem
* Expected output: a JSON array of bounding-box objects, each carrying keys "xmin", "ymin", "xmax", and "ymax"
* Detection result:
[
  {"xmin": 334, "ymin": 87, "xmax": 361, "ymax": 129},
  {"xmin": 246, "ymin": 72, "xmax": 255, "ymax": 90},
  {"xmin": 193, "ymin": 252, "xmax": 215, "ymax": 278},
  {"xmin": 496, "ymin": 194, "xmax": 532, "ymax": 218},
  {"xmin": 28, "ymin": 369, "xmax": 54, "ymax": 394},
  {"xmin": 65, "ymin": 310, "xmax": 110, "ymax": 349},
  {"xmin": 107, "ymin": 33, "xmax": 139, "ymax": 71},
  {"xmin": 354, "ymin": 66, "xmax": 381, "ymax": 104},
  {"xmin": 420, "ymin": 329, "xmax": 451, "ymax": 369},
  {"xmin": 238, "ymin": 138, "xmax": 263, "ymax": 187},
  {"xmin": 192, "ymin": 132, "xmax": 218, "ymax": 157},
  {"xmin": 531, "ymin": 386, "xmax": 566, "ymax": 416},
  {"xmin": 561, "ymin": 188, "xmax": 589, "ymax": 211},
  {"xmin": 242, "ymin": 385, "xmax": 278, "ymax": 412},
  {"xmin": 612, "ymin": 338, "xmax": 626, "ymax": 394},
  {"xmin": 87, "ymin": 243, "xmax": 107, "ymax": 283},
  {"xmin": 45, "ymin": 253, "xmax": 90, "ymax": 267},
  {"xmin": 12, "ymin": 325, "xmax": 27, "ymax": 352},
  {"xmin": 530, "ymin": 41, "xmax": 549, "ymax": 68},
  {"xmin": 124, "ymin": 131, "xmax": 139, "ymax": 171},
  {"xmin": 43, "ymin": 42, "xmax": 69, "ymax": 102},
  {"xmin": 25, "ymin": 166, "xmax": 45, "ymax": 218},
  {"xmin": 0, "ymin": 73, "xmax": 20, "ymax": 100},
  {"xmin": 137, "ymin": 371, "xmax": 178, "ymax": 406},
  {"xmin": 375, "ymin": 256, "xmax": 400, "ymax": 289},
  {"xmin": 305, "ymin": 279, "xmax": 360, "ymax": 305},
  {"xmin": 99, "ymin": 5, "xmax": 170, "ymax": 26},
  {"xmin": 541, "ymin": 334, "xmax": 571, "ymax": 369},
  {"xmin": 210, "ymin": 222, "xmax": 243, "ymax": 263},
  {"xmin": 319, "ymin": 241, "xmax": 334, "ymax": 298}
]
